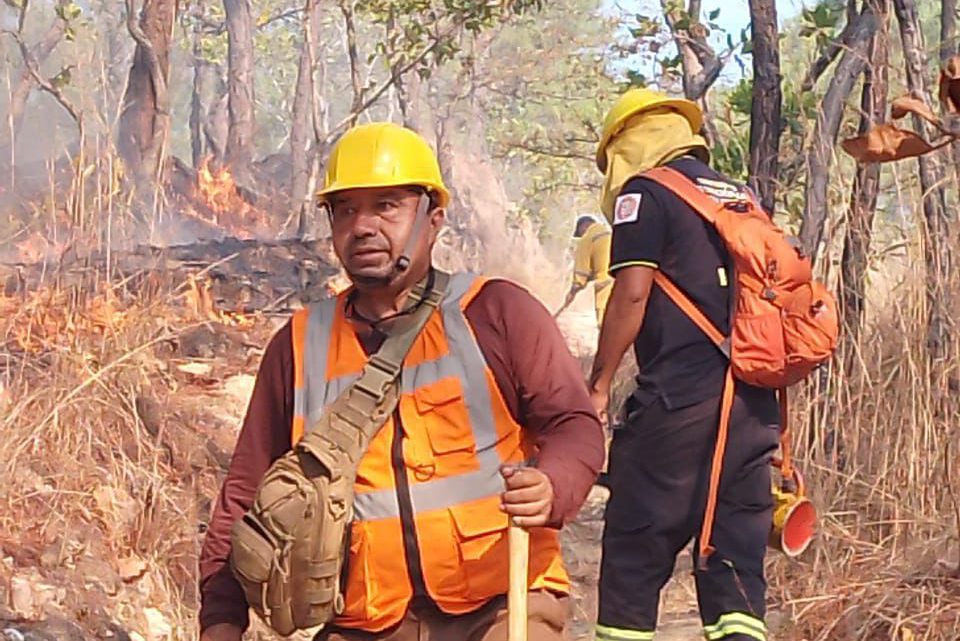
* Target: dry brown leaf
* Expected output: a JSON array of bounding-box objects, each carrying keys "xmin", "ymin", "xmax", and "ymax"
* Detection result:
[
  {"xmin": 939, "ymin": 55, "xmax": 960, "ymax": 114},
  {"xmin": 891, "ymin": 95, "xmax": 941, "ymax": 127},
  {"xmin": 841, "ymin": 123, "xmax": 936, "ymax": 163},
  {"xmin": 117, "ymin": 555, "xmax": 148, "ymax": 583},
  {"xmin": 176, "ymin": 361, "xmax": 213, "ymax": 376}
]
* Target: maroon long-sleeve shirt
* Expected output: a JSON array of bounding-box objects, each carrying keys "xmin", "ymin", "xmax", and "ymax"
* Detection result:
[{"xmin": 198, "ymin": 279, "xmax": 604, "ymax": 632}]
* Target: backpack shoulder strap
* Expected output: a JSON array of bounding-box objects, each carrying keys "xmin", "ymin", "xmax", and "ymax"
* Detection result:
[
  {"xmin": 641, "ymin": 166, "xmax": 723, "ymax": 224},
  {"xmin": 653, "ymin": 271, "xmax": 729, "ymax": 358}
]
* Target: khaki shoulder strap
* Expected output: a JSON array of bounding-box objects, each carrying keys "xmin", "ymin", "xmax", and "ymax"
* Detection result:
[{"xmin": 295, "ymin": 270, "xmax": 451, "ymax": 473}]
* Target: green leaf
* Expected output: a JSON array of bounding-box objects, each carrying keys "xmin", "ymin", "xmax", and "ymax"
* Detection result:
[
  {"xmin": 50, "ymin": 66, "xmax": 72, "ymax": 90},
  {"xmin": 708, "ymin": 8, "xmax": 720, "ymax": 21}
]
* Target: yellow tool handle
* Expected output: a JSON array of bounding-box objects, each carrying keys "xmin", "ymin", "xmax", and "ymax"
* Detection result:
[{"xmin": 508, "ymin": 520, "xmax": 530, "ymax": 641}]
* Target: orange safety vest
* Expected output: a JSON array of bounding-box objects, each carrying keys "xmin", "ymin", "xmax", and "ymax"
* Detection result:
[{"xmin": 289, "ymin": 273, "xmax": 569, "ymax": 632}]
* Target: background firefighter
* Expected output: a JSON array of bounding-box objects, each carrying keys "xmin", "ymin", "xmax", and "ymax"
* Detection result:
[
  {"xmin": 197, "ymin": 123, "xmax": 605, "ymax": 641},
  {"xmin": 562, "ymin": 214, "xmax": 613, "ymax": 325},
  {"xmin": 587, "ymin": 89, "xmax": 780, "ymax": 641}
]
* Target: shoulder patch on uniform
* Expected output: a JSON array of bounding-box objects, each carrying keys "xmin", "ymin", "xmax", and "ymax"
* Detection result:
[{"xmin": 613, "ymin": 193, "xmax": 642, "ymax": 225}]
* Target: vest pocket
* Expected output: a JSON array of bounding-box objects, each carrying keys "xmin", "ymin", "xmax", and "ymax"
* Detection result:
[
  {"xmin": 449, "ymin": 502, "xmax": 509, "ymax": 597},
  {"xmin": 412, "ymin": 382, "xmax": 475, "ymax": 454}
]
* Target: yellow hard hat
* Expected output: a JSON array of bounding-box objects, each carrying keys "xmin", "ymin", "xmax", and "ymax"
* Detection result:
[
  {"xmin": 317, "ymin": 122, "xmax": 450, "ymax": 207},
  {"xmin": 596, "ymin": 88, "xmax": 704, "ymax": 172}
]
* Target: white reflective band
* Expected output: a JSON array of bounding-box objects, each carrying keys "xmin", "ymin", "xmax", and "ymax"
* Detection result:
[
  {"xmin": 595, "ymin": 624, "xmax": 655, "ymax": 641},
  {"xmin": 307, "ymin": 353, "xmax": 464, "ymax": 424},
  {"xmin": 704, "ymin": 612, "xmax": 766, "ymax": 641},
  {"xmin": 297, "ymin": 273, "xmax": 517, "ymax": 523},
  {"xmin": 353, "ymin": 451, "xmax": 506, "ymax": 521}
]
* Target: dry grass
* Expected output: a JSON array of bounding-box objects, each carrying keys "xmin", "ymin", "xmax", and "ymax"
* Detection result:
[
  {"xmin": 0, "ymin": 272, "xmax": 276, "ymax": 640},
  {"xmin": 766, "ymin": 257, "xmax": 960, "ymax": 641}
]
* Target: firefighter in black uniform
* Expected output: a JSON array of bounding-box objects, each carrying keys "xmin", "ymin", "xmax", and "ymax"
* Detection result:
[{"xmin": 587, "ymin": 88, "xmax": 780, "ymax": 641}]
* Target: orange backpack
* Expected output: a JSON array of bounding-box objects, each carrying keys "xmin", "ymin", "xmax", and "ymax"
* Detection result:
[{"xmin": 641, "ymin": 166, "xmax": 839, "ymax": 564}]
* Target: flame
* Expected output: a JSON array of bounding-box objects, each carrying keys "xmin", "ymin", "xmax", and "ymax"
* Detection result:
[
  {"xmin": 191, "ymin": 157, "xmax": 274, "ymax": 239},
  {"xmin": 1, "ymin": 287, "xmax": 129, "ymax": 354},
  {"xmin": 197, "ymin": 157, "xmax": 237, "ymax": 215},
  {"xmin": 183, "ymin": 275, "xmax": 256, "ymax": 327}
]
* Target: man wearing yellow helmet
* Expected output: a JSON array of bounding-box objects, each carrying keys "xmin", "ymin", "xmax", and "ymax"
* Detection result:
[
  {"xmin": 588, "ymin": 89, "xmax": 779, "ymax": 641},
  {"xmin": 198, "ymin": 122, "xmax": 604, "ymax": 641}
]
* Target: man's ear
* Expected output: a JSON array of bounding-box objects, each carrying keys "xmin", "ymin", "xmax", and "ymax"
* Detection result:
[
  {"xmin": 428, "ymin": 207, "xmax": 447, "ymax": 231},
  {"xmin": 428, "ymin": 206, "xmax": 445, "ymax": 237}
]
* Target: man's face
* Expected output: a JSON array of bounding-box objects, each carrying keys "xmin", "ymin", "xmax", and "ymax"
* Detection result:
[{"xmin": 328, "ymin": 186, "xmax": 443, "ymax": 288}]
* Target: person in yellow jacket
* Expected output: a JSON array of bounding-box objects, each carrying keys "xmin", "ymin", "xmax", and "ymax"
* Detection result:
[
  {"xmin": 563, "ymin": 214, "xmax": 613, "ymax": 324},
  {"xmin": 198, "ymin": 122, "xmax": 605, "ymax": 641}
]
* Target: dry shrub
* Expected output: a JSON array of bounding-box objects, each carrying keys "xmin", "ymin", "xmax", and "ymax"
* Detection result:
[
  {"xmin": 0, "ymin": 276, "xmax": 275, "ymax": 640},
  {"xmin": 767, "ymin": 257, "xmax": 960, "ymax": 641}
]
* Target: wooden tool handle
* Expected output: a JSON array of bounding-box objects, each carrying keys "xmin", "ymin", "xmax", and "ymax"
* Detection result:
[{"xmin": 508, "ymin": 521, "xmax": 530, "ymax": 641}]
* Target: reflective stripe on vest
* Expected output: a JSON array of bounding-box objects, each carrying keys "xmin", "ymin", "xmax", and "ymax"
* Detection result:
[{"xmin": 293, "ymin": 273, "xmax": 509, "ymax": 520}]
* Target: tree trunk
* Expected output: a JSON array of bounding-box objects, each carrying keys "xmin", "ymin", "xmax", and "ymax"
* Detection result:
[
  {"xmin": 291, "ymin": 0, "xmax": 322, "ymax": 219},
  {"xmin": 204, "ymin": 71, "xmax": 230, "ymax": 162},
  {"xmin": 942, "ymin": 0, "xmax": 960, "ymax": 188},
  {"xmin": 339, "ymin": 0, "xmax": 365, "ymax": 122},
  {"xmin": 841, "ymin": 0, "xmax": 889, "ymax": 343},
  {"xmin": 747, "ymin": 0, "xmax": 782, "ymax": 214},
  {"xmin": 894, "ymin": 0, "xmax": 952, "ymax": 356},
  {"xmin": 942, "ymin": 0, "xmax": 957, "ymax": 62},
  {"xmin": 224, "ymin": 0, "xmax": 256, "ymax": 185},
  {"xmin": 189, "ymin": 2, "xmax": 206, "ymax": 169},
  {"xmin": 117, "ymin": 0, "xmax": 176, "ymax": 200},
  {"xmin": 0, "ymin": 5, "xmax": 68, "ymax": 150},
  {"xmin": 798, "ymin": 7, "xmax": 877, "ymax": 261}
]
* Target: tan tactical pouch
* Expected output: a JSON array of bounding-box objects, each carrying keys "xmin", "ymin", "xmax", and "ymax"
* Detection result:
[{"xmin": 229, "ymin": 272, "xmax": 449, "ymax": 635}]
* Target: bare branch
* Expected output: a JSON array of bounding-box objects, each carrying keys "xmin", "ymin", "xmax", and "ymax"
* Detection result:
[
  {"xmin": 799, "ymin": 7, "xmax": 878, "ymax": 259},
  {"xmin": 5, "ymin": 30, "xmax": 81, "ymax": 126},
  {"xmin": 660, "ymin": 0, "xmax": 723, "ymax": 100},
  {"xmin": 498, "ymin": 140, "xmax": 594, "ymax": 161},
  {"xmin": 322, "ymin": 27, "xmax": 455, "ymax": 146},
  {"xmin": 17, "ymin": 0, "xmax": 29, "ymax": 35},
  {"xmin": 338, "ymin": 0, "xmax": 364, "ymax": 119},
  {"xmin": 801, "ymin": 11, "xmax": 870, "ymax": 93},
  {"xmin": 258, "ymin": 7, "xmax": 304, "ymax": 29}
]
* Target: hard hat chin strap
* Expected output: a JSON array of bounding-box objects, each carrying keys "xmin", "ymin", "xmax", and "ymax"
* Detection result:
[{"xmin": 394, "ymin": 192, "xmax": 432, "ymax": 273}]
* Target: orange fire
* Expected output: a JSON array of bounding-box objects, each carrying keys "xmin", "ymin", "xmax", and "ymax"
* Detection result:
[
  {"xmin": 192, "ymin": 157, "xmax": 274, "ymax": 239},
  {"xmin": 1, "ymin": 287, "xmax": 129, "ymax": 354},
  {"xmin": 197, "ymin": 157, "xmax": 236, "ymax": 215}
]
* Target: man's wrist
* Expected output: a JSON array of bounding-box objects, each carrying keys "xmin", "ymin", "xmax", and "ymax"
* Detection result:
[{"xmin": 588, "ymin": 372, "xmax": 611, "ymax": 395}]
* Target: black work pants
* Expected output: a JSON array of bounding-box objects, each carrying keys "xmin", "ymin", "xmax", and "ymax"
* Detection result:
[{"xmin": 596, "ymin": 385, "xmax": 779, "ymax": 641}]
